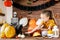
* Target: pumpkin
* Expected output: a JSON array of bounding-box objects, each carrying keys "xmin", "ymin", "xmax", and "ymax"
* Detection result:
[
  {"xmin": 28, "ymin": 18, "xmax": 36, "ymax": 32},
  {"xmin": 4, "ymin": 26, "xmax": 16, "ymax": 38},
  {"xmin": 4, "ymin": 1, "xmax": 12, "ymax": 7},
  {"xmin": 0, "ymin": 23, "xmax": 9, "ymax": 38},
  {"xmin": 1, "ymin": 23, "xmax": 9, "ymax": 32},
  {"xmin": 33, "ymin": 32, "xmax": 40, "ymax": 37}
]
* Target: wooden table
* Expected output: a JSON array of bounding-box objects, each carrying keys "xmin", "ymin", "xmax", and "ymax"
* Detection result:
[{"xmin": 0, "ymin": 37, "xmax": 60, "ymax": 40}]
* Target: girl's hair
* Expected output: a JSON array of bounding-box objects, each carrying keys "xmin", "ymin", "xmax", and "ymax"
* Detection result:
[
  {"xmin": 42, "ymin": 10, "xmax": 54, "ymax": 19},
  {"xmin": 42, "ymin": 10, "xmax": 57, "ymax": 24}
]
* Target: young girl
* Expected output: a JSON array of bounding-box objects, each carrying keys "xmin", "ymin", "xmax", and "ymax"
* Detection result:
[
  {"xmin": 26, "ymin": 10, "xmax": 56, "ymax": 37},
  {"xmin": 40, "ymin": 10, "xmax": 56, "ymax": 30}
]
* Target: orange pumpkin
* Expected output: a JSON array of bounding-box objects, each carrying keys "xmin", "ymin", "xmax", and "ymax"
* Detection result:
[
  {"xmin": 4, "ymin": 26, "xmax": 16, "ymax": 38},
  {"xmin": 29, "ymin": 18, "xmax": 36, "ymax": 26},
  {"xmin": 28, "ymin": 18, "xmax": 37, "ymax": 32}
]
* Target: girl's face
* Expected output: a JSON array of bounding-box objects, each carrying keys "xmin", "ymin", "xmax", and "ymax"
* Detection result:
[{"xmin": 40, "ymin": 13, "xmax": 49, "ymax": 22}]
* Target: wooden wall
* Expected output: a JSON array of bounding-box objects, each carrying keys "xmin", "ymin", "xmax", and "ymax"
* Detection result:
[{"xmin": 13, "ymin": 0, "xmax": 60, "ymax": 29}]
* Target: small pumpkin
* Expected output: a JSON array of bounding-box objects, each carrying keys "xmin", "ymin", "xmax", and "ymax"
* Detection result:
[
  {"xmin": 0, "ymin": 23, "xmax": 9, "ymax": 38},
  {"xmin": 4, "ymin": 26, "xmax": 16, "ymax": 38},
  {"xmin": 33, "ymin": 32, "xmax": 40, "ymax": 37}
]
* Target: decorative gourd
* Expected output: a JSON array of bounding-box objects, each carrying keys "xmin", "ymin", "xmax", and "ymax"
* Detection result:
[
  {"xmin": 0, "ymin": 23, "xmax": 9, "ymax": 38},
  {"xmin": 4, "ymin": 26, "xmax": 16, "ymax": 38}
]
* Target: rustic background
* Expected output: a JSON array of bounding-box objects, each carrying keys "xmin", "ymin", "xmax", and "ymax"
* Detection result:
[{"xmin": 13, "ymin": 0, "xmax": 60, "ymax": 38}]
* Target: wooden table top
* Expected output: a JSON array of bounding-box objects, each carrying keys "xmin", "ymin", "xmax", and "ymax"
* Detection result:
[{"xmin": 0, "ymin": 37, "xmax": 60, "ymax": 40}]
